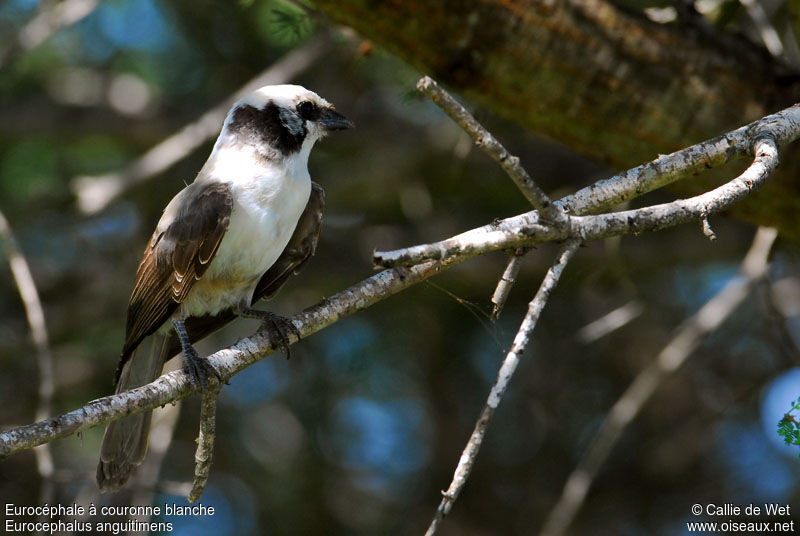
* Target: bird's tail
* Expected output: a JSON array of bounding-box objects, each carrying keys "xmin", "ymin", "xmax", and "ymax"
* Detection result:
[{"xmin": 96, "ymin": 335, "xmax": 171, "ymax": 492}]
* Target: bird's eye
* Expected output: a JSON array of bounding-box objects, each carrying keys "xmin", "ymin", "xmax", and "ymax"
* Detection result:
[{"xmin": 297, "ymin": 100, "xmax": 316, "ymax": 120}]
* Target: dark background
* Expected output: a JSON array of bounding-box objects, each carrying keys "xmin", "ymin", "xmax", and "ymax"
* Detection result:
[{"xmin": 0, "ymin": 1, "xmax": 798, "ymax": 534}]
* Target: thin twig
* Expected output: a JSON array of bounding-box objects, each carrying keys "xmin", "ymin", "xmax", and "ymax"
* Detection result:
[
  {"xmin": 490, "ymin": 248, "xmax": 527, "ymax": 320},
  {"xmin": 417, "ymin": 77, "xmax": 565, "ymax": 224},
  {"xmin": 538, "ymin": 226, "xmax": 778, "ymax": 536},
  {"xmin": 188, "ymin": 386, "xmax": 220, "ymax": 503},
  {"xmin": 374, "ymin": 136, "xmax": 781, "ymax": 268},
  {"xmin": 701, "ymin": 216, "xmax": 717, "ymax": 241},
  {"xmin": 425, "ymin": 240, "xmax": 581, "ymax": 536},
  {"xmin": 0, "ymin": 209, "xmax": 55, "ymax": 508},
  {"xmin": 71, "ymin": 36, "xmax": 329, "ymax": 214}
]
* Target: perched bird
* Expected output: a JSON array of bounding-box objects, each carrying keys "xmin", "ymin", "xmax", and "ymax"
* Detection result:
[{"xmin": 97, "ymin": 84, "xmax": 352, "ymax": 491}]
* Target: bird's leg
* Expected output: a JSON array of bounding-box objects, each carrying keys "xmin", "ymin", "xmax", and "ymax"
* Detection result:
[
  {"xmin": 235, "ymin": 305, "xmax": 301, "ymax": 359},
  {"xmin": 172, "ymin": 317, "xmax": 220, "ymax": 390}
]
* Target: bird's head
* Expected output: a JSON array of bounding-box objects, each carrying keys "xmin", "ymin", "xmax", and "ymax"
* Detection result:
[{"xmin": 218, "ymin": 84, "xmax": 353, "ymax": 162}]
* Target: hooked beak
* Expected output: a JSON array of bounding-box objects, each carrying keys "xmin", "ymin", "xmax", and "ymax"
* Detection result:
[{"xmin": 319, "ymin": 108, "xmax": 354, "ymax": 131}]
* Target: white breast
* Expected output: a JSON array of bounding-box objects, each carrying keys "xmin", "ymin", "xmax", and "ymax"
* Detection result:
[{"xmin": 180, "ymin": 144, "xmax": 312, "ymax": 317}]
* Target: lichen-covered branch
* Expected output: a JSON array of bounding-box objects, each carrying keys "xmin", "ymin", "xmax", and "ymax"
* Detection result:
[
  {"xmin": 0, "ymin": 261, "xmax": 445, "ymax": 457},
  {"xmin": 188, "ymin": 387, "xmax": 220, "ymax": 503},
  {"xmin": 417, "ymin": 77, "xmax": 564, "ymax": 223},
  {"xmin": 374, "ymin": 123, "xmax": 787, "ymax": 268},
  {"xmin": 490, "ymin": 249, "xmax": 526, "ymax": 320},
  {"xmin": 425, "ymin": 241, "xmax": 581, "ymax": 536}
]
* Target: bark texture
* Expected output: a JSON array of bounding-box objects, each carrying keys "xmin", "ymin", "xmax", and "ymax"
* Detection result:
[{"xmin": 311, "ymin": 0, "xmax": 800, "ymax": 234}]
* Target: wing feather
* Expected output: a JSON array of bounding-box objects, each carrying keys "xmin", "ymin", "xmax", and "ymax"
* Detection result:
[
  {"xmin": 116, "ymin": 181, "xmax": 233, "ymax": 381},
  {"xmin": 161, "ymin": 182, "xmax": 325, "ymax": 358}
]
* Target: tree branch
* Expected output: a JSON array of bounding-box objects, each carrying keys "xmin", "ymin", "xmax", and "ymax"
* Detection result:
[
  {"xmin": 0, "ymin": 261, "xmax": 444, "ymax": 457},
  {"xmin": 309, "ymin": 0, "xmax": 799, "ymax": 171},
  {"xmin": 416, "ymin": 76, "xmax": 564, "ymax": 223},
  {"xmin": 4, "ymin": 103, "xmax": 787, "ymax": 460},
  {"xmin": 490, "ymin": 248, "xmax": 527, "ymax": 321},
  {"xmin": 374, "ymin": 125, "xmax": 786, "ymax": 268},
  {"xmin": 425, "ymin": 240, "xmax": 581, "ymax": 536},
  {"xmin": 188, "ymin": 387, "xmax": 220, "ymax": 503},
  {"xmin": 576, "ymin": 299, "xmax": 645, "ymax": 344},
  {"xmin": 374, "ymin": 101, "xmax": 800, "ymax": 268}
]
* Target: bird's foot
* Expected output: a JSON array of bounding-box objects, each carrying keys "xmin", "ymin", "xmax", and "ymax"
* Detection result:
[
  {"xmin": 182, "ymin": 345, "xmax": 220, "ymax": 391},
  {"xmin": 239, "ymin": 309, "xmax": 300, "ymax": 359}
]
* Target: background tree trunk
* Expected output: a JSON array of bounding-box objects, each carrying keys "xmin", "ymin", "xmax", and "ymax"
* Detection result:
[{"xmin": 311, "ymin": 0, "xmax": 800, "ymax": 235}]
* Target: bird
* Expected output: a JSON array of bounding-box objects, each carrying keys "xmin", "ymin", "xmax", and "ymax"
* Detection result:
[{"xmin": 96, "ymin": 84, "xmax": 352, "ymax": 491}]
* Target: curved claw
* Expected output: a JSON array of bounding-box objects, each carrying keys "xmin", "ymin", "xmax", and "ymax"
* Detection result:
[
  {"xmin": 237, "ymin": 309, "xmax": 300, "ymax": 358},
  {"xmin": 182, "ymin": 344, "xmax": 220, "ymax": 391}
]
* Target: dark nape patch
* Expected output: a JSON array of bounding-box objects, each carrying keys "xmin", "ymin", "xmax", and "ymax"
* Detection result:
[{"xmin": 228, "ymin": 103, "xmax": 306, "ymax": 157}]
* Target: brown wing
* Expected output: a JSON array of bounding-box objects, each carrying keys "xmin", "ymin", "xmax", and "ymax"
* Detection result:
[
  {"xmin": 116, "ymin": 181, "xmax": 233, "ymax": 381},
  {"xmin": 162, "ymin": 182, "xmax": 325, "ymax": 358}
]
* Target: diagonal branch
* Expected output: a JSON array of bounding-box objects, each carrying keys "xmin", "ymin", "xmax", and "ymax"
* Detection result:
[
  {"xmin": 374, "ymin": 102, "xmax": 800, "ymax": 268},
  {"xmin": 739, "ymin": 0, "xmax": 784, "ymax": 58},
  {"xmin": 0, "ymin": 261, "xmax": 445, "ymax": 457},
  {"xmin": 374, "ymin": 135, "xmax": 781, "ymax": 268},
  {"xmin": 576, "ymin": 299, "xmax": 645, "ymax": 344},
  {"xmin": 424, "ymin": 240, "xmax": 581, "ymax": 536},
  {"xmin": 417, "ymin": 77, "xmax": 565, "ymax": 223},
  {"xmin": 538, "ymin": 226, "xmax": 778, "ymax": 536}
]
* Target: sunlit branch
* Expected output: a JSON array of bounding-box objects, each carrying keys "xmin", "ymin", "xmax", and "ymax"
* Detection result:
[
  {"xmin": 538, "ymin": 226, "xmax": 778, "ymax": 536},
  {"xmin": 0, "ymin": 261, "xmax": 445, "ymax": 459},
  {"xmin": 424, "ymin": 240, "xmax": 580, "ymax": 536},
  {"xmin": 417, "ymin": 76, "xmax": 565, "ymax": 224},
  {"xmin": 188, "ymin": 387, "xmax": 220, "ymax": 503},
  {"xmin": 558, "ymin": 104, "xmax": 798, "ymax": 215},
  {"xmin": 373, "ymin": 101, "xmax": 800, "ymax": 267},
  {"xmin": 374, "ymin": 135, "xmax": 782, "ymax": 267},
  {"xmin": 490, "ymin": 248, "xmax": 526, "ymax": 321}
]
